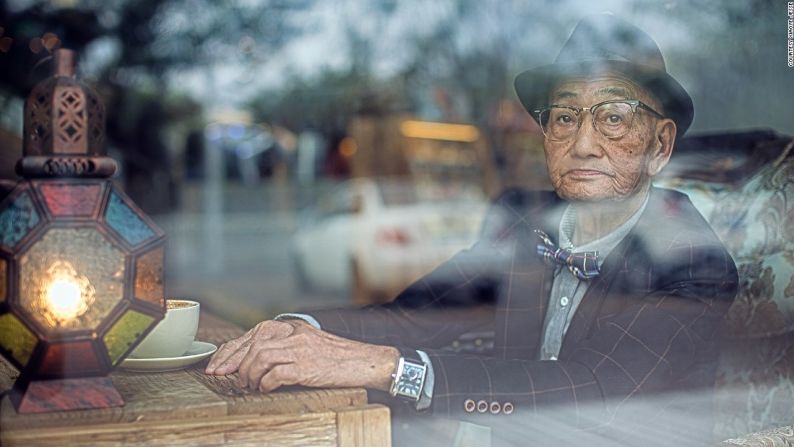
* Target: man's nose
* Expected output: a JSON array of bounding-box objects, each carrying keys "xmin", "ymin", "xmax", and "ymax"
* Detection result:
[{"xmin": 569, "ymin": 117, "xmax": 605, "ymax": 158}]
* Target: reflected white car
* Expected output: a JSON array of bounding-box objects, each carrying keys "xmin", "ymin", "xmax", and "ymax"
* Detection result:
[{"xmin": 292, "ymin": 178, "xmax": 487, "ymax": 304}]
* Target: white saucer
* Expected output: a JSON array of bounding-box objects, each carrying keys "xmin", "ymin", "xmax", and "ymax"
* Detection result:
[{"xmin": 120, "ymin": 341, "xmax": 218, "ymax": 372}]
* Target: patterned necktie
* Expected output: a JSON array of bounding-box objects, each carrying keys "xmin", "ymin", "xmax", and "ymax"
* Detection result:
[{"xmin": 534, "ymin": 229, "xmax": 600, "ymax": 280}]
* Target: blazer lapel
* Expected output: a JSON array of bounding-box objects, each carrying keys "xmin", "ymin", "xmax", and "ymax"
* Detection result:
[
  {"xmin": 495, "ymin": 231, "xmax": 555, "ymax": 360},
  {"xmin": 495, "ymin": 198, "xmax": 567, "ymax": 360},
  {"xmin": 557, "ymin": 189, "xmax": 665, "ymax": 358}
]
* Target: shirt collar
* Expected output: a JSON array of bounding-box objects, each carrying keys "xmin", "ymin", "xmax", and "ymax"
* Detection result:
[{"xmin": 558, "ymin": 193, "xmax": 650, "ymax": 267}]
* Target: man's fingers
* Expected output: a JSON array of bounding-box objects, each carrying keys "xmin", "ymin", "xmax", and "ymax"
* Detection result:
[
  {"xmin": 206, "ymin": 337, "xmax": 253, "ymax": 375},
  {"xmin": 211, "ymin": 343, "xmax": 253, "ymax": 375},
  {"xmin": 237, "ymin": 346, "xmax": 294, "ymax": 389},
  {"xmin": 205, "ymin": 331, "xmax": 253, "ymax": 374},
  {"xmin": 206, "ymin": 320, "xmax": 295, "ymax": 375},
  {"xmin": 237, "ymin": 322, "xmax": 304, "ymax": 388},
  {"xmin": 259, "ymin": 364, "xmax": 300, "ymax": 393},
  {"xmin": 236, "ymin": 343, "xmax": 264, "ymax": 386}
]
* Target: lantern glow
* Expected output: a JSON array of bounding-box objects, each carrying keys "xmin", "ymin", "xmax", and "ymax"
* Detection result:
[
  {"xmin": 19, "ymin": 227, "xmax": 127, "ymax": 333},
  {"xmin": 42, "ymin": 261, "xmax": 94, "ymax": 325}
]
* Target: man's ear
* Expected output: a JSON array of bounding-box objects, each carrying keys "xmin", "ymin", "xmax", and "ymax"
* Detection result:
[{"xmin": 647, "ymin": 119, "xmax": 676, "ymax": 176}]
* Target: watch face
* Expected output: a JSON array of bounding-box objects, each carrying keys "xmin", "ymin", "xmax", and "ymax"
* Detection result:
[{"xmin": 397, "ymin": 363, "xmax": 425, "ymax": 397}]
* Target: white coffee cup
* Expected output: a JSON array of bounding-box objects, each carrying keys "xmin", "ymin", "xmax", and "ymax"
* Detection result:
[{"xmin": 129, "ymin": 299, "xmax": 200, "ymax": 359}]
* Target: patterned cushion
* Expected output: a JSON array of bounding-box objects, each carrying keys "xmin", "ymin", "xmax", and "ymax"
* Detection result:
[
  {"xmin": 657, "ymin": 134, "xmax": 793, "ymax": 442},
  {"xmin": 657, "ymin": 141, "xmax": 793, "ymax": 338}
]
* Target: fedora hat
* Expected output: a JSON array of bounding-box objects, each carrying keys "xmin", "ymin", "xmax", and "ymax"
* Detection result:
[{"xmin": 514, "ymin": 14, "xmax": 694, "ymax": 137}]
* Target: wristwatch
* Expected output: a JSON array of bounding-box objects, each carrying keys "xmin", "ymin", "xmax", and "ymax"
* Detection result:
[{"xmin": 389, "ymin": 350, "xmax": 427, "ymax": 402}]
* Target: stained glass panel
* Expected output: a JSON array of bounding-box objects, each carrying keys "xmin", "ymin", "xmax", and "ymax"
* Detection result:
[
  {"xmin": 104, "ymin": 191, "xmax": 155, "ymax": 247},
  {"xmin": 0, "ymin": 190, "xmax": 41, "ymax": 249},
  {"xmin": 103, "ymin": 309, "xmax": 155, "ymax": 365},
  {"xmin": 39, "ymin": 183, "xmax": 102, "ymax": 217},
  {"xmin": 19, "ymin": 228, "xmax": 126, "ymax": 333},
  {"xmin": 0, "ymin": 313, "xmax": 37, "ymax": 367},
  {"xmin": 135, "ymin": 247, "xmax": 164, "ymax": 307}
]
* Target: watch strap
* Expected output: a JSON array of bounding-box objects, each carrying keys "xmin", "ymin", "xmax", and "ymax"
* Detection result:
[{"xmin": 398, "ymin": 348, "xmax": 423, "ymax": 365}]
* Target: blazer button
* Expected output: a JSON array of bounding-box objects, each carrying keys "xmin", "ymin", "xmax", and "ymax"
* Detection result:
[
  {"xmin": 476, "ymin": 400, "xmax": 489, "ymax": 413},
  {"xmin": 464, "ymin": 399, "xmax": 476, "ymax": 413},
  {"xmin": 489, "ymin": 401, "xmax": 501, "ymax": 414},
  {"xmin": 503, "ymin": 402, "xmax": 514, "ymax": 415}
]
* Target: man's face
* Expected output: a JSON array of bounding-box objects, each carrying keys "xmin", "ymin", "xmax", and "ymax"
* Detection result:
[{"xmin": 543, "ymin": 74, "xmax": 672, "ymax": 203}]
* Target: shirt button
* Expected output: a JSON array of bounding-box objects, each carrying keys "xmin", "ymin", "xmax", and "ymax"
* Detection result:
[{"xmin": 560, "ymin": 296, "xmax": 569, "ymax": 307}]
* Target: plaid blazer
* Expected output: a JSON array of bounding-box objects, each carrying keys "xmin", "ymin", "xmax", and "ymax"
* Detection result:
[{"xmin": 310, "ymin": 187, "xmax": 738, "ymax": 444}]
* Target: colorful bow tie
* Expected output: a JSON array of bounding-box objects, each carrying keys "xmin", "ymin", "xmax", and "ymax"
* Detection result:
[{"xmin": 534, "ymin": 229, "xmax": 600, "ymax": 280}]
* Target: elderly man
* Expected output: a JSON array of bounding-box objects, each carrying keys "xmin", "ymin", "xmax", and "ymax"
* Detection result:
[{"xmin": 207, "ymin": 14, "xmax": 737, "ymax": 445}]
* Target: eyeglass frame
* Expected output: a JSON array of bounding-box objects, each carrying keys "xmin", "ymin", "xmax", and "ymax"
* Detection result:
[{"xmin": 533, "ymin": 99, "xmax": 665, "ymax": 140}]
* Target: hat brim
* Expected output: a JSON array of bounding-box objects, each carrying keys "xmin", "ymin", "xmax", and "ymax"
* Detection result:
[{"xmin": 514, "ymin": 60, "xmax": 694, "ymax": 138}]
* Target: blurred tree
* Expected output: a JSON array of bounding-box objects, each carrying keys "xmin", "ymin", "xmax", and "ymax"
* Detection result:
[
  {"xmin": 246, "ymin": 0, "xmax": 408, "ymax": 137},
  {"xmin": 246, "ymin": 60, "xmax": 409, "ymax": 136},
  {"xmin": 0, "ymin": 0, "xmax": 313, "ymax": 211},
  {"xmin": 0, "ymin": 0, "xmax": 312, "ymax": 92}
]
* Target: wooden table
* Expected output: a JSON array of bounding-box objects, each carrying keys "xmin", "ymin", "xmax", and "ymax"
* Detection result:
[{"xmin": 0, "ymin": 313, "xmax": 391, "ymax": 446}]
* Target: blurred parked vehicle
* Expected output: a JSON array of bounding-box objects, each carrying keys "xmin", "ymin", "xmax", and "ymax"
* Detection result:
[{"xmin": 292, "ymin": 178, "xmax": 487, "ymax": 305}]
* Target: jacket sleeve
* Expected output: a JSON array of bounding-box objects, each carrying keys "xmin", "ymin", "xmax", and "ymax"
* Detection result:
[
  {"xmin": 307, "ymin": 238, "xmax": 501, "ymax": 349},
  {"xmin": 307, "ymin": 188, "xmax": 552, "ymax": 348}
]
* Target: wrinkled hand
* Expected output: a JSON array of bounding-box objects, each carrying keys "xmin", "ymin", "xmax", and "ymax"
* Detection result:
[
  {"xmin": 205, "ymin": 319, "xmax": 306, "ymax": 376},
  {"xmin": 205, "ymin": 319, "xmax": 399, "ymax": 393}
]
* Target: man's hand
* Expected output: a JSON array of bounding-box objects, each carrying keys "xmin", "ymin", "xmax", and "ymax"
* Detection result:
[
  {"xmin": 206, "ymin": 319, "xmax": 308, "ymax": 376},
  {"xmin": 205, "ymin": 319, "xmax": 400, "ymax": 393}
]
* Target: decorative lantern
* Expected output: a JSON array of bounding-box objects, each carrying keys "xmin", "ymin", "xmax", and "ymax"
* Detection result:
[{"xmin": 0, "ymin": 49, "xmax": 166, "ymax": 413}]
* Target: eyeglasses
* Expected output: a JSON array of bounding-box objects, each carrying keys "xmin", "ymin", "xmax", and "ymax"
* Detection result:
[{"xmin": 534, "ymin": 99, "xmax": 664, "ymax": 141}]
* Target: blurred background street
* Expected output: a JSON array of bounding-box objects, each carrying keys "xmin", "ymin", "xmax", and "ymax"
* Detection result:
[{"xmin": 156, "ymin": 180, "xmax": 351, "ymax": 327}]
